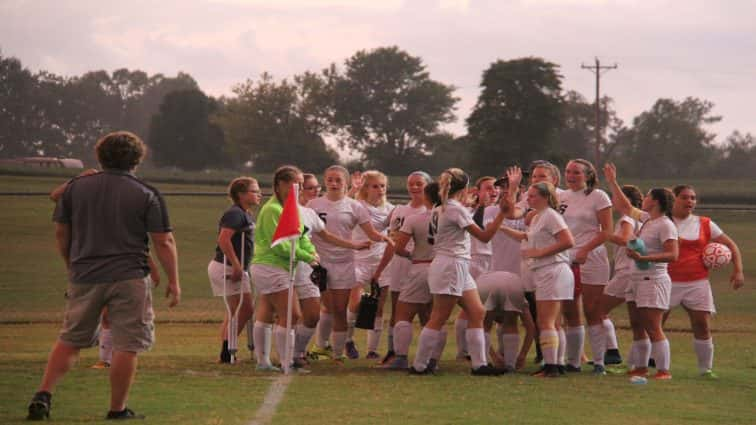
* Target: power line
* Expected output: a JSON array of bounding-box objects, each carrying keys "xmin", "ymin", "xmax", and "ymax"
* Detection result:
[{"xmin": 582, "ymin": 57, "xmax": 617, "ymax": 165}]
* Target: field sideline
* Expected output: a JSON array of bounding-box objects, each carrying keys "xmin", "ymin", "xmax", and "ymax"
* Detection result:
[{"xmin": 1, "ymin": 175, "xmax": 755, "ymax": 424}]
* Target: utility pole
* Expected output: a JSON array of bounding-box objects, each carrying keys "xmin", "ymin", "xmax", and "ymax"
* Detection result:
[{"xmin": 581, "ymin": 58, "xmax": 617, "ymax": 166}]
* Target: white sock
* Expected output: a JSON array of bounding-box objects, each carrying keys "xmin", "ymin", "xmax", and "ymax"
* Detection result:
[
  {"xmin": 367, "ymin": 316, "xmax": 383, "ymax": 352},
  {"xmin": 603, "ymin": 318, "xmax": 619, "ymax": 350},
  {"xmin": 294, "ymin": 324, "xmax": 316, "ymax": 358},
  {"xmin": 557, "ymin": 328, "xmax": 566, "ymax": 365},
  {"xmin": 346, "ymin": 311, "xmax": 358, "ymax": 342},
  {"xmin": 412, "ymin": 327, "xmax": 439, "ymax": 371},
  {"xmin": 332, "ymin": 331, "xmax": 347, "ymax": 357},
  {"xmin": 466, "ymin": 328, "xmax": 488, "ymax": 369},
  {"xmin": 501, "ymin": 334, "xmax": 520, "ymax": 369},
  {"xmin": 273, "ymin": 325, "xmax": 290, "ymax": 366},
  {"xmin": 394, "ymin": 321, "xmax": 413, "ymax": 356},
  {"xmin": 565, "ymin": 325, "xmax": 585, "ymax": 367},
  {"xmin": 432, "ymin": 329, "xmax": 448, "ymax": 361},
  {"xmin": 455, "ymin": 317, "xmax": 468, "ymax": 355},
  {"xmin": 694, "ymin": 338, "xmax": 714, "ymax": 373},
  {"xmin": 316, "ymin": 312, "xmax": 332, "ymax": 348},
  {"xmin": 636, "ymin": 338, "xmax": 652, "ymax": 369},
  {"xmin": 387, "ymin": 326, "xmax": 394, "ymax": 352},
  {"xmin": 588, "ymin": 324, "xmax": 605, "ymax": 366},
  {"xmin": 264, "ymin": 324, "xmax": 272, "ymax": 362},
  {"xmin": 99, "ymin": 327, "xmax": 112, "ymax": 364},
  {"xmin": 253, "ymin": 321, "xmax": 272, "ymax": 366},
  {"xmin": 651, "ymin": 339, "xmax": 671, "ymax": 372},
  {"xmin": 540, "ymin": 330, "xmax": 559, "ymax": 365},
  {"xmin": 627, "ymin": 342, "xmax": 637, "ymax": 369}
]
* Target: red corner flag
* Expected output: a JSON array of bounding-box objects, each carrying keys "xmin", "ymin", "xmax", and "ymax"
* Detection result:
[{"xmin": 271, "ymin": 184, "xmax": 301, "ymax": 247}]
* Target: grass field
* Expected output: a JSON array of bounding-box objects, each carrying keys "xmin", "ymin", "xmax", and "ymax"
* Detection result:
[{"xmin": 1, "ymin": 175, "xmax": 755, "ymax": 424}]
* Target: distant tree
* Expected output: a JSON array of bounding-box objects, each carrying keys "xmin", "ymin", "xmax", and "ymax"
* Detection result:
[
  {"xmin": 466, "ymin": 57, "xmax": 564, "ymax": 175},
  {"xmin": 330, "ymin": 46, "xmax": 458, "ymax": 174},
  {"xmin": 714, "ymin": 131, "xmax": 756, "ymax": 178},
  {"xmin": 556, "ymin": 91, "xmax": 623, "ymax": 163},
  {"xmin": 0, "ymin": 54, "xmax": 50, "ymax": 158},
  {"xmin": 411, "ymin": 132, "xmax": 471, "ymax": 176},
  {"xmin": 611, "ymin": 97, "xmax": 720, "ymax": 177},
  {"xmin": 148, "ymin": 89, "xmax": 226, "ymax": 170}
]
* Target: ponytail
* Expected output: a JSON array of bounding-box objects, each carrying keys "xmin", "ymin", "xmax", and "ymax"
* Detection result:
[
  {"xmin": 437, "ymin": 168, "xmax": 469, "ymax": 210},
  {"xmin": 650, "ymin": 188, "xmax": 675, "ymax": 218}
]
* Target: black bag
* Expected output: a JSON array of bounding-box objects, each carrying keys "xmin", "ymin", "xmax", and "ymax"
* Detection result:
[
  {"xmin": 310, "ymin": 265, "xmax": 328, "ymax": 292},
  {"xmin": 355, "ymin": 280, "xmax": 381, "ymax": 330}
]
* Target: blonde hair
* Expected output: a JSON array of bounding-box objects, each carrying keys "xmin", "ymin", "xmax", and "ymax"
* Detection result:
[
  {"xmin": 531, "ymin": 182, "xmax": 559, "ymax": 210},
  {"xmin": 324, "ymin": 165, "xmax": 349, "ymax": 194},
  {"xmin": 438, "ymin": 168, "xmax": 469, "ymax": 209},
  {"xmin": 228, "ymin": 177, "xmax": 259, "ymax": 204},
  {"xmin": 356, "ymin": 170, "xmax": 387, "ymax": 205}
]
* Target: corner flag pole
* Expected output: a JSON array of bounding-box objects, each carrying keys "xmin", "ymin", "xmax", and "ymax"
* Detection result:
[{"xmin": 282, "ymin": 184, "xmax": 299, "ymax": 375}]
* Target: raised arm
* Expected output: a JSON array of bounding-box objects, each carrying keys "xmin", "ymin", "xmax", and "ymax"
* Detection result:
[{"xmin": 603, "ymin": 163, "xmax": 641, "ymax": 220}]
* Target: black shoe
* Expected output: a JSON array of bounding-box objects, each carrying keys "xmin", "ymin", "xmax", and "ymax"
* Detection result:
[
  {"xmin": 648, "ymin": 358, "xmax": 656, "ymax": 368},
  {"xmin": 408, "ymin": 366, "xmax": 433, "ymax": 375},
  {"xmin": 604, "ymin": 349, "xmax": 623, "ymax": 365},
  {"xmin": 27, "ymin": 391, "xmax": 51, "ymax": 421},
  {"xmin": 219, "ymin": 340, "xmax": 231, "ymax": 363},
  {"xmin": 565, "ymin": 364, "xmax": 582, "ymax": 373},
  {"xmin": 471, "ymin": 364, "xmax": 502, "ymax": 376},
  {"xmin": 105, "ymin": 407, "xmax": 145, "ymax": 420},
  {"xmin": 557, "ymin": 365, "xmax": 566, "ymax": 375},
  {"xmin": 427, "ymin": 358, "xmax": 439, "ymax": 373}
]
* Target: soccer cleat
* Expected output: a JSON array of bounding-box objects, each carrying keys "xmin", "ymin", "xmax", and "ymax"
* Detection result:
[
  {"xmin": 470, "ymin": 364, "xmax": 502, "ymax": 376},
  {"xmin": 627, "ymin": 367, "xmax": 649, "ymax": 377},
  {"xmin": 366, "ymin": 351, "xmax": 380, "ymax": 360},
  {"xmin": 557, "ymin": 365, "xmax": 566, "ymax": 375},
  {"xmin": 27, "ymin": 391, "xmax": 51, "ymax": 421},
  {"xmin": 564, "ymin": 364, "xmax": 582, "ymax": 373},
  {"xmin": 532, "ymin": 364, "xmax": 560, "ymax": 378},
  {"xmin": 652, "ymin": 370, "xmax": 672, "ymax": 380},
  {"xmin": 91, "ymin": 360, "xmax": 111, "ymax": 369},
  {"xmin": 105, "ymin": 407, "xmax": 145, "ymax": 420},
  {"xmin": 408, "ymin": 366, "xmax": 434, "ymax": 375},
  {"xmin": 308, "ymin": 345, "xmax": 333, "ymax": 361},
  {"xmin": 592, "ymin": 364, "xmax": 606, "ymax": 375},
  {"xmin": 700, "ymin": 370, "xmax": 719, "ymax": 379},
  {"xmin": 382, "ymin": 356, "xmax": 409, "ymax": 370},
  {"xmin": 345, "ymin": 341, "xmax": 360, "ymax": 359},
  {"xmin": 255, "ymin": 364, "xmax": 282, "ymax": 373},
  {"xmin": 604, "ymin": 349, "xmax": 623, "ymax": 365},
  {"xmin": 427, "ymin": 358, "xmax": 439, "ymax": 373},
  {"xmin": 605, "ymin": 364, "xmax": 629, "ymax": 375},
  {"xmin": 379, "ymin": 350, "xmax": 396, "ymax": 365}
]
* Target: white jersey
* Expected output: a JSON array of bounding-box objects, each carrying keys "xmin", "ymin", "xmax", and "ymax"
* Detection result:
[
  {"xmin": 294, "ymin": 206, "xmax": 326, "ymax": 283},
  {"xmin": 635, "ymin": 212, "xmax": 678, "ymax": 275},
  {"xmin": 487, "ymin": 205, "xmax": 525, "ymax": 274},
  {"xmin": 389, "ymin": 203, "xmax": 427, "ymax": 252},
  {"xmin": 353, "ymin": 200, "xmax": 393, "ymax": 263},
  {"xmin": 526, "ymin": 208, "xmax": 570, "ymax": 270},
  {"xmin": 307, "ymin": 196, "xmax": 370, "ymax": 263},
  {"xmin": 399, "ymin": 210, "xmax": 434, "ymax": 262},
  {"xmin": 673, "ymin": 215, "xmax": 723, "ymax": 240},
  {"xmin": 613, "ymin": 215, "xmax": 638, "ymax": 275},
  {"xmin": 430, "ymin": 199, "xmax": 474, "ymax": 259},
  {"xmin": 558, "ymin": 188, "xmax": 612, "ymax": 252},
  {"xmin": 470, "ymin": 206, "xmax": 493, "ymax": 257}
]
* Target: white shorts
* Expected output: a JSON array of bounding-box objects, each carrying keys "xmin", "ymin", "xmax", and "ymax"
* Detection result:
[
  {"xmin": 428, "ymin": 255, "xmax": 476, "ymax": 297},
  {"xmin": 532, "ymin": 263, "xmax": 574, "ymax": 301},
  {"xmin": 387, "ymin": 257, "xmax": 411, "ymax": 292},
  {"xmin": 629, "ymin": 273, "xmax": 671, "ymax": 310},
  {"xmin": 571, "ymin": 246, "xmax": 611, "ymax": 285},
  {"xmin": 470, "ymin": 254, "xmax": 492, "ymax": 279},
  {"xmin": 604, "ymin": 270, "xmax": 633, "ymax": 299},
  {"xmin": 355, "ymin": 261, "xmax": 392, "ymax": 288},
  {"xmin": 208, "ymin": 260, "xmax": 251, "ymax": 297},
  {"xmin": 670, "ymin": 279, "xmax": 716, "ymax": 313},
  {"xmin": 320, "ymin": 259, "xmax": 357, "ymax": 290},
  {"xmin": 250, "ymin": 264, "xmax": 290, "ymax": 295},
  {"xmin": 520, "ymin": 261, "xmax": 536, "ymax": 292},
  {"xmin": 398, "ymin": 263, "xmax": 432, "ymax": 304},
  {"xmin": 294, "ymin": 280, "xmax": 321, "ymax": 300}
]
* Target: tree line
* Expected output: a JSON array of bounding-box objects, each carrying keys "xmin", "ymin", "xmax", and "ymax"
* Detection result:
[{"xmin": 1, "ymin": 47, "xmax": 754, "ymax": 177}]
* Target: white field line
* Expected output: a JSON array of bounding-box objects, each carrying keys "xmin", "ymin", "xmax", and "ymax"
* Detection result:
[{"xmin": 247, "ymin": 374, "xmax": 293, "ymax": 425}]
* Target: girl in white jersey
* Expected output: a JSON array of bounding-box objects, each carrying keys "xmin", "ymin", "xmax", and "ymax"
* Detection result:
[
  {"xmin": 409, "ymin": 168, "xmax": 508, "ymax": 376},
  {"xmin": 558, "ymin": 159, "xmax": 615, "ymax": 372},
  {"xmin": 499, "ymin": 182, "xmax": 575, "ymax": 377},
  {"xmin": 307, "ymin": 165, "xmax": 391, "ymax": 363},
  {"xmin": 604, "ymin": 163, "xmax": 678, "ymax": 380}
]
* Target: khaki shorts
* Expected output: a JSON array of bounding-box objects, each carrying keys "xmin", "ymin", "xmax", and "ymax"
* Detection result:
[
  {"xmin": 398, "ymin": 263, "xmax": 432, "ymax": 304},
  {"xmin": 59, "ymin": 277, "xmax": 154, "ymax": 353}
]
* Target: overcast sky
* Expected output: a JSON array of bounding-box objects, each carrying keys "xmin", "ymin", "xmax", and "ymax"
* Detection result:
[{"xmin": 2, "ymin": 0, "xmax": 755, "ymax": 151}]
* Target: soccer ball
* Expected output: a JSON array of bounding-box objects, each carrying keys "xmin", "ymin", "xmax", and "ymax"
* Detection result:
[{"xmin": 702, "ymin": 243, "xmax": 732, "ymax": 269}]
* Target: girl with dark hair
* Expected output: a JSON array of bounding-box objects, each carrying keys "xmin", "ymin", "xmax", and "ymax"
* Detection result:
[{"xmin": 604, "ymin": 163, "xmax": 678, "ymax": 380}]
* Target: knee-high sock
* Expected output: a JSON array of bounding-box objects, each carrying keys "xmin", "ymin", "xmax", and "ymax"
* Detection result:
[
  {"xmin": 626, "ymin": 342, "xmax": 636, "ymax": 369},
  {"xmin": 99, "ymin": 327, "xmax": 113, "ymax": 364},
  {"xmin": 294, "ymin": 324, "xmax": 316, "ymax": 358},
  {"xmin": 332, "ymin": 331, "xmax": 347, "ymax": 357},
  {"xmin": 316, "ymin": 312, "xmax": 333, "ymax": 348},
  {"xmin": 387, "ymin": 325, "xmax": 394, "ymax": 352},
  {"xmin": 273, "ymin": 325, "xmax": 292, "ymax": 366},
  {"xmin": 651, "ymin": 339, "xmax": 671, "ymax": 372},
  {"xmin": 540, "ymin": 330, "xmax": 559, "ymax": 365},
  {"xmin": 603, "ymin": 318, "xmax": 619, "ymax": 350},
  {"xmin": 412, "ymin": 327, "xmax": 439, "ymax": 371},
  {"xmin": 367, "ymin": 316, "xmax": 383, "ymax": 352},
  {"xmin": 501, "ymin": 334, "xmax": 520, "ymax": 369},
  {"xmin": 346, "ymin": 311, "xmax": 358, "ymax": 342},
  {"xmin": 694, "ymin": 338, "xmax": 714, "ymax": 373},
  {"xmin": 588, "ymin": 324, "xmax": 605, "ymax": 366},
  {"xmin": 455, "ymin": 317, "xmax": 468, "ymax": 355},
  {"xmin": 466, "ymin": 328, "xmax": 488, "ymax": 369},
  {"xmin": 394, "ymin": 321, "xmax": 413, "ymax": 356},
  {"xmin": 565, "ymin": 325, "xmax": 585, "ymax": 367},
  {"xmin": 557, "ymin": 328, "xmax": 566, "ymax": 365},
  {"xmin": 254, "ymin": 321, "xmax": 273, "ymax": 366},
  {"xmin": 636, "ymin": 338, "xmax": 652, "ymax": 369},
  {"xmin": 432, "ymin": 329, "xmax": 448, "ymax": 361}
]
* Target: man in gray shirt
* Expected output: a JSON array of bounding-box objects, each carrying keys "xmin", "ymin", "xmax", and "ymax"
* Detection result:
[{"xmin": 27, "ymin": 131, "xmax": 180, "ymax": 421}]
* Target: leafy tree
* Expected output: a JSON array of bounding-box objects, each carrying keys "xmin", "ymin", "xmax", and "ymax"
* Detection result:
[
  {"xmin": 714, "ymin": 131, "xmax": 756, "ymax": 178},
  {"xmin": 330, "ymin": 46, "xmax": 457, "ymax": 174},
  {"xmin": 466, "ymin": 57, "xmax": 564, "ymax": 176},
  {"xmin": 148, "ymin": 89, "xmax": 226, "ymax": 170},
  {"xmin": 557, "ymin": 91, "xmax": 623, "ymax": 163}
]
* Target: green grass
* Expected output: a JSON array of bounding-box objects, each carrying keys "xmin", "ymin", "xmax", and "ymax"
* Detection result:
[{"xmin": 1, "ymin": 175, "xmax": 755, "ymax": 424}]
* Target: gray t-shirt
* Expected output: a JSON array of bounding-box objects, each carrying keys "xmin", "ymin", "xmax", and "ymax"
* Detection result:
[{"xmin": 53, "ymin": 170, "xmax": 172, "ymax": 284}]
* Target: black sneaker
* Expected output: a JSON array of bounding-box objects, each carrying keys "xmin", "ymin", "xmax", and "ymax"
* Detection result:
[
  {"xmin": 105, "ymin": 407, "xmax": 145, "ymax": 420},
  {"xmin": 27, "ymin": 391, "xmax": 51, "ymax": 421},
  {"xmin": 648, "ymin": 358, "xmax": 656, "ymax": 368},
  {"xmin": 471, "ymin": 364, "xmax": 502, "ymax": 376},
  {"xmin": 408, "ymin": 366, "xmax": 434, "ymax": 375},
  {"xmin": 565, "ymin": 364, "xmax": 582, "ymax": 373},
  {"xmin": 557, "ymin": 365, "xmax": 566, "ymax": 375},
  {"xmin": 604, "ymin": 349, "xmax": 623, "ymax": 365}
]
